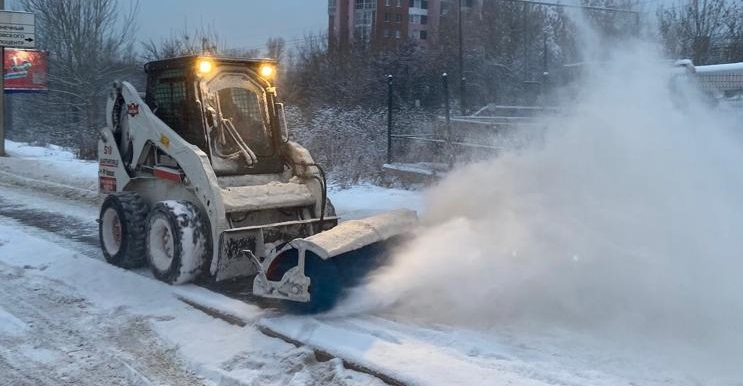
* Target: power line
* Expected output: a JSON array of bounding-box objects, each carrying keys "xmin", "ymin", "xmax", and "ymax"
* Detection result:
[
  {"xmin": 229, "ymin": 37, "xmax": 307, "ymax": 52},
  {"xmin": 222, "ymin": 25, "xmax": 324, "ymax": 45}
]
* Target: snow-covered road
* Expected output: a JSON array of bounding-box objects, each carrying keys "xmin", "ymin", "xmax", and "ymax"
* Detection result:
[
  {"xmin": 0, "ymin": 257, "xmax": 209, "ymax": 386},
  {"xmin": 0, "ymin": 193, "xmax": 683, "ymax": 386},
  {"xmin": 0, "ymin": 190, "xmax": 387, "ymax": 386},
  {"xmin": 1, "ymin": 140, "xmax": 738, "ymax": 386}
]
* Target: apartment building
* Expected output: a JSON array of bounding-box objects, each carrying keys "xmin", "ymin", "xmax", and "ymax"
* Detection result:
[{"xmin": 328, "ymin": 0, "xmax": 449, "ymax": 49}]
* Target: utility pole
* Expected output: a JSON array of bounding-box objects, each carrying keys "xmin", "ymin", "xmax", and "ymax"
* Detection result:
[
  {"xmin": 0, "ymin": 0, "xmax": 5, "ymax": 157},
  {"xmin": 458, "ymin": 0, "xmax": 466, "ymax": 116},
  {"xmin": 386, "ymin": 74, "xmax": 393, "ymax": 165},
  {"xmin": 541, "ymin": 28, "xmax": 548, "ymax": 108}
]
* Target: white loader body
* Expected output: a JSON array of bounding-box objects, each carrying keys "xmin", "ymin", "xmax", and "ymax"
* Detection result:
[{"xmin": 96, "ymin": 56, "xmax": 416, "ymax": 311}]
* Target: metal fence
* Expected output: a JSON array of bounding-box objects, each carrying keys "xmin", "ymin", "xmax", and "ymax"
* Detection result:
[
  {"xmin": 384, "ymin": 104, "xmax": 554, "ymax": 179},
  {"xmin": 383, "ymin": 67, "xmax": 743, "ymax": 181}
]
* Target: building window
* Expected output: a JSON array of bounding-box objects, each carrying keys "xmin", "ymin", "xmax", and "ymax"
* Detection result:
[
  {"xmin": 408, "ymin": 14, "xmax": 427, "ymax": 24},
  {"xmin": 440, "ymin": 2, "xmax": 450, "ymax": 15},
  {"xmin": 355, "ymin": 0, "xmax": 376, "ymax": 10},
  {"xmin": 355, "ymin": 25, "xmax": 373, "ymax": 40},
  {"xmin": 409, "ymin": 0, "xmax": 428, "ymax": 9},
  {"xmin": 328, "ymin": 0, "xmax": 336, "ymax": 13},
  {"xmin": 395, "ymin": 13, "xmax": 402, "ymax": 22},
  {"xmin": 384, "ymin": 12, "xmax": 391, "ymax": 22},
  {"xmin": 397, "ymin": 0, "xmax": 402, "ymax": 7},
  {"xmin": 408, "ymin": 30, "xmax": 427, "ymax": 40},
  {"xmin": 385, "ymin": 0, "xmax": 392, "ymax": 5},
  {"xmin": 395, "ymin": 29, "xmax": 401, "ymax": 39},
  {"xmin": 354, "ymin": 10, "xmax": 374, "ymax": 25},
  {"xmin": 384, "ymin": 28, "xmax": 390, "ymax": 38},
  {"xmin": 353, "ymin": 5, "xmax": 374, "ymax": 42}
]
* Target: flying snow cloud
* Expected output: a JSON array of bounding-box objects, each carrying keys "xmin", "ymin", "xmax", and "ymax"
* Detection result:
[{"xmin": 333, "ymin": 40, "xmax": 743, "ymax": 380}]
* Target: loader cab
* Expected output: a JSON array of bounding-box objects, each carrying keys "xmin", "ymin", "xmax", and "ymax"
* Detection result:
[{"xmin": 144, "ymin": 56, "xmax": 285, "ymax": 175}]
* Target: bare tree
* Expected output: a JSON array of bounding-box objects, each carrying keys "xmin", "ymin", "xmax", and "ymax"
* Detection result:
[
  {"xmin": 141, "ymin": 24, "xmax": 220, "ymax": 61},
  {"xmin": 224, "ymin": 47, "xmax": 261, "ymax": 58},
  {"xmin": 265, "ymin": 37, "xmax": 287, "ymax": 63},
  {"xmin": 15, "ymin": 0, "xmax": 140, "ymax": 158},
  {"xmin": 143, "ymin": 25, "xmax": 269, "ymax": 61},
  {"xmin": 658, "ymin": 0, "xmax": 742, "ymax": 64}
]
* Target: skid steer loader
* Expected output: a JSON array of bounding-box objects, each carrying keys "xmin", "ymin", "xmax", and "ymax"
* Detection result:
[{"xmin": 97, "ymin": 56, "xmax": 416, "ymax": 312}]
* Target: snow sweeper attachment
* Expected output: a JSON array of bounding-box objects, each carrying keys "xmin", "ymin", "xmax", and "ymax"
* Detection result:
[{"xmin": 96, "ymin": 55, "xmax": 417, "ymax": 312}]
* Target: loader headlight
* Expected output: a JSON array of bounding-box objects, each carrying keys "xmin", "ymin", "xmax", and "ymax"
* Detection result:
[
  {"xmin": 259, "ymin": 64, "xmax": 275, "ymax": 79},
  {"xmin": 197, "ymin": 59, "xmax": 214, "ymax": 76}
]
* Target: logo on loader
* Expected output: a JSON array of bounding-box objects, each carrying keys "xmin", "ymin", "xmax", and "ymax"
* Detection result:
[
  {"xmin": 99, "ymin": 176, "xmax": 116, "ymax": 193},
  {"xmin": 127, "ymin": 103, "xmax": 139, "ymax": 117}
]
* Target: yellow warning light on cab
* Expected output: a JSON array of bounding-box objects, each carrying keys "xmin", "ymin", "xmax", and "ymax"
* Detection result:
[
  {"xmin": 197, "ymin": 59, "xmax": 214, "ymax": 75},
  {"xmin": 259, "ymin": 64, "xmax": 275, "ymax": 79}
]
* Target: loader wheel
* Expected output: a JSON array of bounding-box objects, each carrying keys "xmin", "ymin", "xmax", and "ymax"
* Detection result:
[
  {"xmin": 145, "ymin": 201, "xmax": 208, "ymax": 285},
  {"xmin": 283, "ymin": 253, "xmax": 341, "ymax": 314},
  {"xmin": 99, "ymin": 192, "xmax": 149, "ymax": 268}
]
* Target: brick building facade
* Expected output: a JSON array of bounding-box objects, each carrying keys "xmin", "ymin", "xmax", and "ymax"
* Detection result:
[{"xmin": 329, "ymin": 0, "xmax": 459, "ymax": 50}]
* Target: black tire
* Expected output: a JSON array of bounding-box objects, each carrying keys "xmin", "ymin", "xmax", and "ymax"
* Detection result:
[
  {"xmin": 283, "ymin": 252, "xmax": 342, "ymax": 314},
  {"xmin": 99, "ymin": 192, "xmax": 149, "ymax": 268},
  {"xmin": 145, "ymin": 201, "xmax": 209, "ymax": 285}
]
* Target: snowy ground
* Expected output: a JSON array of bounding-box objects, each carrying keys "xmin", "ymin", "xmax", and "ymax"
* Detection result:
[
  {"xmin": 0, "ymin": 141, "xmax": 100, "ymax": 203},
  {"xmin": 0, "ymin": 140, "xmax": 739, "ymax": 386}
]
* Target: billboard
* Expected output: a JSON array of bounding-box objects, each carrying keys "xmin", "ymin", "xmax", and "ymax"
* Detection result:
[{"xmin": 4, "ymin": 48, "xmax": 47, "ymax": 92}]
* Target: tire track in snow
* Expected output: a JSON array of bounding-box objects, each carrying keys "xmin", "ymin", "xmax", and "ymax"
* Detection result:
[
  {"xmin": 0, "ymin": 183, "xmax": 280, "ymax": 306},
  {"xmin": 0, "ymin": 266, "xmax": 212, "ymax": 386},
  {"xmin": 0, "ymin": 194, "xmax": 99, "ymax": 248},
  {"xmin": 0, "ymin": 183, "xmax": 398, "ymax": 386},
  {"xmin": 0, "ymin": 168, "xmax": 101, "ymax": 205}
]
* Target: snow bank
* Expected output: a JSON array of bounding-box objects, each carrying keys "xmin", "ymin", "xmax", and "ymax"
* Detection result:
[
  {"xmin": 329, "ymin": 184, "xmax": 424, "ymax": 220},
  {"xmin": 695, "ymin": 62, "xmax": 743, "ymax": 74},
  {"xmin": 338, "ymin": 42, "xmax": 743, "ymax": 383},
  {"xmin": 4, "ymin": 140, "xmax": 98, "ymax": 182},
  {"xmin": 6, "ymin": 141, "xmax": 76, "ymax": 160},
  {"xmin": 0, "ymin": 140, "xmax": 421, "ymax": 219},
  {"xmin": 0, "ymin": 140, "xmax": 99, "ymax": 203}
]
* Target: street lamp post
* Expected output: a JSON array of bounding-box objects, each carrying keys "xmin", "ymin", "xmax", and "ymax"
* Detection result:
[
  {"xmin": 386, "ymin": 74, "xmax": 393, "ymax": 164},
  {"xmin": 458, "ymin": 0, "xmax": 466, "ymax": 116},
  {"xmin": 442, "ymin": 73, "xmax": 454, "ymax": 167}
]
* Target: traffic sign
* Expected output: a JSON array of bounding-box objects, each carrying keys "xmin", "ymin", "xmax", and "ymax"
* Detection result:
[{"xmin": 0, "ymin": 11, "xmax": 34, "ymax": 48}]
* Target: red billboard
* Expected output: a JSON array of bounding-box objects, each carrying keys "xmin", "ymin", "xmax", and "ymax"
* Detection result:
[{"xmin": 3, "ymin": 48, "xmax": 47, "ymax": 92}]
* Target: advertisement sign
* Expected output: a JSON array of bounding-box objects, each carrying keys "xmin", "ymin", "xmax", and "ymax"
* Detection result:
[{"xmin": 3, "ymin": 48, "xmax": 47, "ymax": 92}]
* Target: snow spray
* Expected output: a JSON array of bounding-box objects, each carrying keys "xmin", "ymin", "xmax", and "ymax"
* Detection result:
[{"xmin": 333, "ymin": 38, "xmax": 743, "ymax": 380}]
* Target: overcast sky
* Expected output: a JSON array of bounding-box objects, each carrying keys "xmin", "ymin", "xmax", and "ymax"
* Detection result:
[
  {"xmin": 7, "ymin": 0, "xmax": 329, "ymax": 54},
  {"xmin": 134, "ymin": 0, "xmax": 328, "ymax": 52},
  {"xmin": 5, "ymin": 0, "xmax": 671, "ymax": 54}
]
